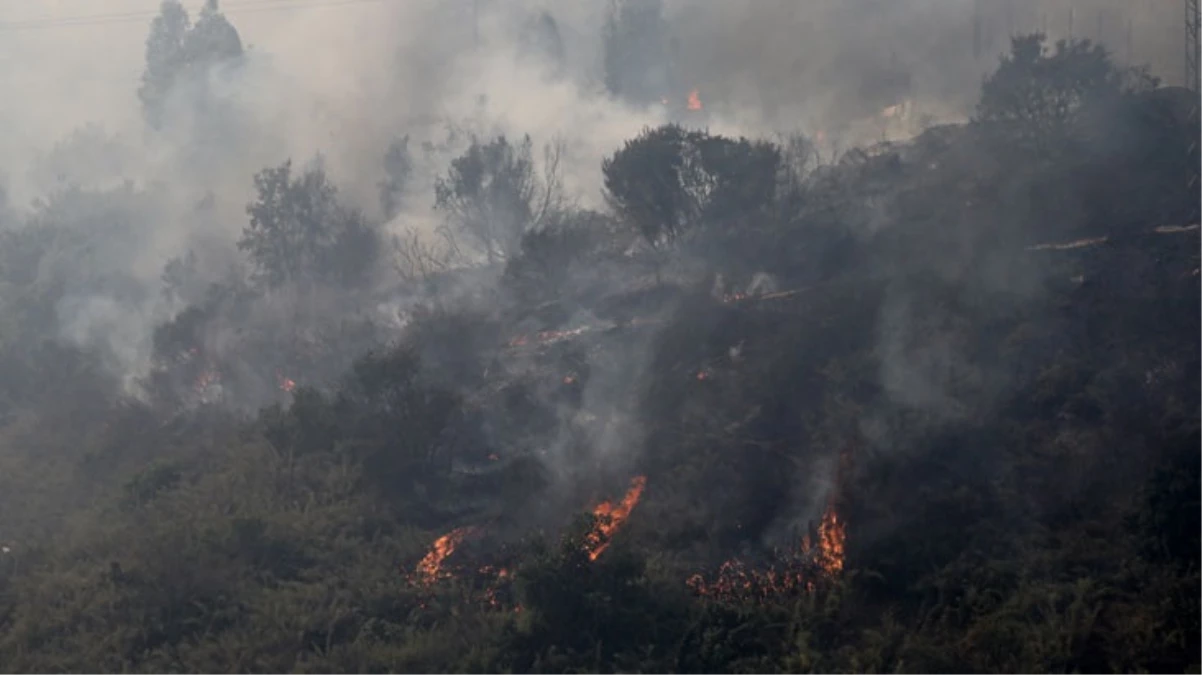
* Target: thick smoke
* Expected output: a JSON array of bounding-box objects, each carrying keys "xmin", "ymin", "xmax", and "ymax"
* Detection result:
[{"xmin": 0, "ymin": 0, "xmax": 1189, "ymax": 514}]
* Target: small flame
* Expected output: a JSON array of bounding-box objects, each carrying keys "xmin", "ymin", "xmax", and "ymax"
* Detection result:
[
  {"xmin": 415, "ymin": 526, "xmax": 474, "ymax": 585},
  {"xmin": 277, "ymin": 374, "xmax": 296, "ymax": 392},
  {"xmin": 696, "ymin": 370, "xmax": 710, "ymax": 381},
  {"xmin": 687, "ymin": 89, "xmax": 702, "ymax": 111},
  {"xmin": 688, "ymin": 501, "xmax": 846, "ymax": 603},
  {"xmin": 584, "ymin": 475, "xmax": 647, "ymax": 561},
  {"xmin": 816, "ymin": 503, "xmax": 845, "ymax": 574}
]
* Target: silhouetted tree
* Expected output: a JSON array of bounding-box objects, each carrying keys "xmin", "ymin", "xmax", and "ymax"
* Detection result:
[
  {"xmin": 379, "ymin": 135, "xmax": 413, "ymax": 221},
  {"xmin": 434, "ymin": 135, "xmax": 563, "ymax": 264},
  {"xmin": 518, "ymin": 11, "xmax": 566, "ymax": 76},
  {"xmin": 138, "ymin": 0, "xmax": 243, "ymax": 129},
  {"xmin": 602, "ymin": 0, "xmax": 672, "ymax": 106},
  {"xmin": 975, "ymin": 33, "xmax": 1156, "ymax": 151},
  {"xmin": 238, "ymin": 159, "xmax": 381, "ymax": 289},
  {"xmin": 602, "ymin": 124, "xmax": 780, "ymax": 248}
]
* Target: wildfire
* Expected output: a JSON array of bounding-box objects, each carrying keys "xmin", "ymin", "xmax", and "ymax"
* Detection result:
[
  {"xmin": 815, "ymin": 502, "xmax": 845, "ymax": 574},
  {"xmin": 277, "ymin": 374, "xmax": 296, "ymax": 392},
  {"xmin": 193, "ymin": 369, "xmax": 220, "ymax": 392},
  {"xmin": 415, "ymin": 526, "xmax": 475, "ymax": 585},
  {"xmin": 687, "ymin": 558, "xmax": 814, "ymax": 603},
  {"xmin": 584, "ymin": 475, "xmax": 647, "ymax": 561},
  {"xmin": 687, "ymin": 88, "xmax": 702, "ymax": 111},
  {"xmin": 688, "ymin": 501, "xmax": 846, "ymax": 603}
]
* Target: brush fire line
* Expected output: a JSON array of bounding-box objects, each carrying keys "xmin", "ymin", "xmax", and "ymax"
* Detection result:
[
  {"xmin": 687, "ymin": 501, "xmax": 845, "ymax": 603},
  {"xmin": 413, "ymin": 526, "xmax": 476, "ymax": 586},
  {"xmin": 584, "ymin": 475, "xmax": 647, "ymax": 561}
]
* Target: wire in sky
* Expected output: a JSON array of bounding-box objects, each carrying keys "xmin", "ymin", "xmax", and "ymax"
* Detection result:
[{"xmin": 0, "ymin": 0, "xmax": 399, "ymax": 32}]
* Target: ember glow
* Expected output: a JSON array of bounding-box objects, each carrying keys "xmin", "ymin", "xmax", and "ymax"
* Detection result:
[
  {"xmin": 415, "ymin": 526, "xmax": 475, "ymax": 585},
  {"xmin": 194, "ymin": 369, "xmax": 220, "ymax": 392},
  {"xmin": 688, "ymin": 501, "xmax": 845, "ymax": 603},
  {"xmin": 584, "ymin": 475, "xmax": 647, "ymax": 561},
  {"xmin": 687, "ymin": 558, "xmax": 814, "ymax": 603}
]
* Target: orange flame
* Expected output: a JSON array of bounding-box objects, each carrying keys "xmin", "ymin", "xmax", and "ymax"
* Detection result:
[
  {"xmin": 415, "ymin": 526, "xmax": 475, "ymax": 585},
  {"xmin": 584, "ymin": 475, "xmax": 647, "ymax": 561},
  {"xmin": 687, "ymin": 89, "xmax": 702, "ymax": 111},
  {"xmin": 687, "ymin": 557, "xmax": 815, "ymax": 603},
  {"xmin": 688, "ymin": 501, "xmax": 846, "ymax": 603},
  {"xmin": 815, "ymin": 503, "xmax": 845, "ymax": 575}
]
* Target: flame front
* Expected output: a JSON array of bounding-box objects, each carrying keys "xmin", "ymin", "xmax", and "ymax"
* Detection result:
[
  {"xmin": 415, "ymin": 526, "xmax": 474, "ymax": 585},
  {"xmin": 816, "ymin": 503, "xmax": 845, "ymax": 574},
  {"xmin": 689, "ymin": 501, "xmax": 845, "ymax": 603},
  {"xmin": 584, "ymin": 475, "xmax": 647, "ymax": 561}
]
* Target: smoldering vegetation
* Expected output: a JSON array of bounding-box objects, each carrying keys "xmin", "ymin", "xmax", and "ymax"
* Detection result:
[{"xmin": 0, "ymin": 1, "xmax": 1197, "ymax": 672}]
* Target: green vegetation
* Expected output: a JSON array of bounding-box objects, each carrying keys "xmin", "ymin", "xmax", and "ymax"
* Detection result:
[{"xmin": 0, "ymin": 30, "xmax": 1197, "ymax": 673}]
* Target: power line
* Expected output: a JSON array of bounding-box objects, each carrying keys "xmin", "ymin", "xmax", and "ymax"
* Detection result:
[{"xmin": 0, "ymin": 0, "xmax": 398, "ymax": 32}]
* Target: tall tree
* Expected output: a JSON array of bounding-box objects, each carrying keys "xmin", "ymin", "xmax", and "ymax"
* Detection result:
[
  {"xmin": 138, "ymin": 0, "xmax": 243, "ymax": 129},
  {"xmin": 378, "ymin": 135, "xmax": 413, "ymax": 221},
  {"xmin": 518, "ymin": 11, "xmax": 566, "ymax": 77},
  {"xmin": 434, "ymin": 135, "xmax": 563, "ymax": 265},
  {"xmin": 602, "ymin": 0, "xmax": 672, "ymax": 106},
  {"xmin": 238, "ymin": 159, "xmax": 380, "ymax": 290}
]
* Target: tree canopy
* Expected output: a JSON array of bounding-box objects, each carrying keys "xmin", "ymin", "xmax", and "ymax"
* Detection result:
[
  {"xmin": 139, "ymin": 0, "xmax": 244, "ymax": 129},
  {"xmin": 238, "ymin": 159, "xmax": 381, "ymax": 290}
]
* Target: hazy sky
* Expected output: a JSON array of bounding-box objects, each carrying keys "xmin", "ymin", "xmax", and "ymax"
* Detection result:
[{"xmin": 0, "ymin": 0, "xmax": 1188, "ymax": 208}]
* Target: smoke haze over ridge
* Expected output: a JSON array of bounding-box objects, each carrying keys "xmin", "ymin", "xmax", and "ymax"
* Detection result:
[
  {"xmin": 0, "ymin": 0, "xmax": 1186, "ymax": 205},
  {"xmin": 0, "ymin": 0, "xmax": 1190, "ymax": 395}
]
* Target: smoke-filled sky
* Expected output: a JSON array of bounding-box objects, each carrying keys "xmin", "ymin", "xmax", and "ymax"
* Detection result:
[
  {"xmin": 0, "ymin": 0, "xmax": 1186, "ymax": 206},
  {"xmin": 0, "ymin": 0, "xmax": 1185, "ymax": 387}
]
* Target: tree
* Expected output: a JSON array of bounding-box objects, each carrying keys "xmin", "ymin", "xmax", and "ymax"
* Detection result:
[
  {"xmin": 238, "ymin": 159, "xmax": 381, "ymax": 289},
  {"xmin": 138, "ymin": 0, "xmax": 243, "ymax": 129},
  {"xmin": 518, "ymin": 11, "xmax": 566, "ymax": 77},
  {"xmin": 975, "ymin": 33, "xmax": 1157, "ymax": 151},
  {"xmin": 602, "ymin": 0, "xmax": 672, "ymax": 106},
  {"xmin": 434, "ymin": 135, "xmax": 563, "ymax": 265},
  {"xmin": 602, "ymin": 124, "xmax": 780, "ymax": 249},
  {"xmin": 379, "ymin": 135, "xmax": 413, "ymax": 221}
]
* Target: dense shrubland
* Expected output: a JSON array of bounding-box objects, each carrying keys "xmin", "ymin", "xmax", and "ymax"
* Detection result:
[{"xmin": 0, "ymin": 11, "xmax": 1197, "ymax": 672}]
